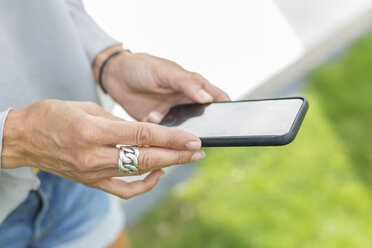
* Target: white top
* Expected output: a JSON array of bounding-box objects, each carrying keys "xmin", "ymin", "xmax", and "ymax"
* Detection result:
[{"xmin": 0, "ymin": 0, "xmax": 118, "ymax": 223}]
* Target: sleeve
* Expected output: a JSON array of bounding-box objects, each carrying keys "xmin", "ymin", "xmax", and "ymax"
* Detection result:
[
  {"xmin": 0, "ymin": 109, "xmax": 12, "ymax": 170},
  {"xmin": 65, "ymin": 0, "xmax": 121, "ymax": 63}
]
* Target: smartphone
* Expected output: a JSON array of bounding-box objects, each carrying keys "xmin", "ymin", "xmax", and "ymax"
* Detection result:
[{"xmin": 159, "ymin": 97, "xmax": 308, "ymax": 147}]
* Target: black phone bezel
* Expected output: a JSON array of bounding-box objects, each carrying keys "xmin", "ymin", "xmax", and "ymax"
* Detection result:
[{"xmin": 160, "ymin": 97, "xmax": 309, "ymax": 147}]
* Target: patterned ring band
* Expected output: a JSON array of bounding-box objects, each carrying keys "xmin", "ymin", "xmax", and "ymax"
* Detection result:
[{"xmin": 118, "ymin": 146, "xmax": 140, "ymax": 173}]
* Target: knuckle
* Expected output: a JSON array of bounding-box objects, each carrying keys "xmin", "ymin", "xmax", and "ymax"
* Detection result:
[
  {"xmin": 190, "ymin": 71, "xmax": 200, "ymax": 78},
  {"xmin": 139, "ymin": 152, "xmax": 155, "ymax": 171},
  {"xmin": 167, "ymin": 133, "xmax": 179, "ymax": 147},
  {"xmin": 35, "ymin": 99, "xmax": 52, "ymax": 106},
  {"xmin": 169, "ymin": 60, "xmax": 179, "ymax": 67},
  {"xmin": 178, "ymin": 79, "xmax": 190, "ymax": 91},
  {"xmin": 75, "ymin": 121, "xmax": 98, "ymax": 145},
  {"xmin": 164, "ymin": 129, "xmax": 183, "ymax": 148},
  {"xmin": 135, "ymin": 125, "xmax": 152, "ymax": 145},
  {"xmin": 190, "ymin": 71, "xmax": 203, "ymax": 81},
  {"xmin": 83, "ymin": 101, "xmax": 100, "ymax": 110},
  {"xmin": 36, "ymin": 99, "xmax": 61, "ymax": 107},
  {"xmin": 29, "ymin": 99, "xmax": 56, "ymax": 116},
  {"xmin": 176, "ymin": 152, "xmax": 189, "ymax": 165}
]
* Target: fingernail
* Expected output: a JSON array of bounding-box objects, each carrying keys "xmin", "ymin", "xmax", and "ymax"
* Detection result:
[
  {"xmin": 191, "ymin": 150, "xmax": 206, "ymax": 162},
  {"xmin": 186, "ymin": 140, "xmax": 202, "ymax": 151},
  {"xmin": 197, "ymin": 89, "xmax": 213, "ymax": 103},
  {"xmin": 148, "ymin": 112, "xmax": 163, "ymax": 124}
]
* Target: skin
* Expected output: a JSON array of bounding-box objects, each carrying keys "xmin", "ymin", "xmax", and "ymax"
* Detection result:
[{"xmin": 1, "ymin": 45, "xmax": 230, "ymax": 247}]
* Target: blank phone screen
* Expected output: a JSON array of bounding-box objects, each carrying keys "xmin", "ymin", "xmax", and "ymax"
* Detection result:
[{"xmin": 159, "ymin": 99, "xmax": 304, "ymax": 137}]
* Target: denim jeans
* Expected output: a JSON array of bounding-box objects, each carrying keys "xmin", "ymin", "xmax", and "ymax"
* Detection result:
[{"xmin": 0, "ymin": 171, "xmax": 124, "ymax": 248}]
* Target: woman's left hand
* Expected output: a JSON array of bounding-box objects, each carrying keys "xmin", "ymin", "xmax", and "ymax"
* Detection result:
[{"xmin": 93, "ymin": 45, "xmax": 230, "ymax": 123}]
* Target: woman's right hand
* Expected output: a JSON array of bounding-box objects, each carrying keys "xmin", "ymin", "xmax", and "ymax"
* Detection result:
[{"xmin": 1, "ymin": 100, "xmax": 204, "ymax": 199}]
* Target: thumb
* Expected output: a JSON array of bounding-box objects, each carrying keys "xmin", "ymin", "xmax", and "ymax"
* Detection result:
[{"xmin": 142, "ymin": 111, "xmax": 164, "ymax": 124}]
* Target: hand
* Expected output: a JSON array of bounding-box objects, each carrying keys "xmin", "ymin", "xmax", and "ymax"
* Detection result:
[
  {"xmin": 2, "ymin": 100, "xmax": 205, "ymax": 199},
  {"xmin": 93, "ymin": 45, "xmax": 230, "ymax": 122}
]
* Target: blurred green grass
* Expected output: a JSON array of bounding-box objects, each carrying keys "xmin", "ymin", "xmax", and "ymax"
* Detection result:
[{"xmin": 129, "ymin": 33, "xmax": 372, "ymax": 248}]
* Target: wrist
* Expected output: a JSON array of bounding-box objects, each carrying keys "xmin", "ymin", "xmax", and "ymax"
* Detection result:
[
  {"xmin": 93, "ymin": 45, "xmax": 131, "ymax": 93},
  {"xmin": 1, "ymin": 108, "xmax": 30, "ymax": 169},
  {"xmin": 92, "ymin": 45, "xmax": 122, "ymax": 80}
]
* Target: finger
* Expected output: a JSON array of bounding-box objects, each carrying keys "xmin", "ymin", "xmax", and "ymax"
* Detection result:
[
  {"xmin": 172, "ymin": 72, "xmax": 230, "ymax": 103},
  {"xmin": 137, "ymin": 147, "xmax": 205, "ymax": 172},
  {"xmin": 95, "ymin": 120, "xmax": 202, "ymax": 151},
  {"xmin": 142, "ymin": 111, "xmax": 164, "ymax": 124},
  {"xmin": 95, "ymin": 169, "xmax": 164, "ymax": 199},
  {"xmin": 93, "ymin": 146, "xmax": 205, "ymax": 175},
  {"xmin": 192, "ymin": 73, "xmax": 231, "ymax": 101},
  {"xmin": 174, "ymin": 73, "xmax": 214, "ymax": 103}
]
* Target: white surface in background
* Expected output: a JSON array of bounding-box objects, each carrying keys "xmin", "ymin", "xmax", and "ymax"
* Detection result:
[
  {"xmin": 84, "ymin": 0, "xmax": 303, "ymax": 120},
  {"xmin": 276, "ymin": 0, "xmax": 372, "ymax": 48}
]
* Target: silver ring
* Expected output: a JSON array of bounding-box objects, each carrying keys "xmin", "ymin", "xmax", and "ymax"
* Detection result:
[{"xmin": 118, "ymin": 146, "xmax": 140, "ymax": 173}]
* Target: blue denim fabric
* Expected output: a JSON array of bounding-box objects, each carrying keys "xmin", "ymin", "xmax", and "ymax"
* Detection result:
[{"xmin": 0, "ymin": 171, "xmax": 110, "ymax": 248}]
